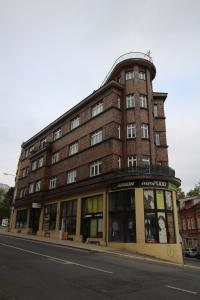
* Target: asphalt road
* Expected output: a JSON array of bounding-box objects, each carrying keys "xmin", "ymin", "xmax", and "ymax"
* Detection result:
[{"xmin": 0, "ymin": 235, "xmax": 200, "ymax": 300}]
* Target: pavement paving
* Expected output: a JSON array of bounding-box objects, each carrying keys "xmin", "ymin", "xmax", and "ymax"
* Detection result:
[{"xmin": 0, "ymin": 228, "xmax": 200, "ymax": 270}]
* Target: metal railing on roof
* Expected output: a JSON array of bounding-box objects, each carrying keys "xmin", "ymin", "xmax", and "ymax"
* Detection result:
[{"xmin": 101, "ymin": 51, "xmax": 153, "ymax": 86}]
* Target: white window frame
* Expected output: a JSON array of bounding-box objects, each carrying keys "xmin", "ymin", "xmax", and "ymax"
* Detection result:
[
  {"xmin": 29, "ymin": 145, "xmax": 35, "ymax": 153},
  {"xmin": 91, "ymin": 102, "xmax": 103, "ymax": 118},
  {"xmin": 139, "ymin": 71, "xmax": 146, "ymax": 80},
  {"xmin": 90, "ymin": 160, "xmax": 102, "ymax": 177},
  {"xmin": 125, "ymin": 71, "xmax": 134, "ymax": 80},
  {"xmin": 69, "ymin": 141, "xmax": 79, "ymax": 156},
  {"xmin": 52, "ymin": 152, "xmax": 59, "ymax": 164},
  {"xmin": 67, "ymin": 169, "xmax": 77, "ymax": 184},
  {"xmin": 155, "ymin": 133, "xmax": 160, "ymax": 146},
  {"xmin": 41, "ymin": 138, "xmax": 47, "ymax": 149},
  {"xmin": 139, "ymin": 95, "xmax": 147, "ymax": 108},
  {"xmin": 118, "ymin": 157, "xmax": 121, "ymax": 169},
  {"xmin": 141, "ymin": 124, "xmax": 149, "ymax": 139},
  {"xmin": 35, "ymin": 180, "xmax": 41, "ymax": 192},
  {"xmin": 142, "ymin": 156, "xmax": 150, "ymax": 167},
  {"xmin": 49, "ymin": 177, "xmax": 57, "ymax": 189},
  {"xmin": 118, "ymin": 125, "xmax": 121, "ymax": 139},
  {"xmin": 25, "ymin": 149, "xmax": 29, "ymax": 158},
  {"xmin": 53, "ymin": 128, "xmax": 62, "ymax": 141},
  {"xmin": 70, "ymin": 116, "xmax": 80, "ymax": 130},
  {"xmin": 22, "ymin": 169, "xmax": 26, "ymax": 178},
  {"xmin": 153, "ymin": 104, "xmax": 158, "ymax": 117},
  {"xmin": 38, "ymin": 157, "xmax": 44, "ymax": 168},
  {"xmin": 29, "ymin": 183, "xmax": 34, "ymax": 194},
  {"xmin": 127, "ymin": 124, "xmax": 136, "ymax": 139},
  {"xmin": 117, "ymin": 97, "xmax": 121, "ymax": 109},
  {"xmin": 126, "ymin": 94, "xmax": 135, "ymax": 108},
  {"xmin": 31, "ymin": 160, "xmax": 37, "ymax": 171},
  {"xmin": 91, "ymin": 129, "xmax": 102, "ymax": 146},
  {"xmin": 128, "ymin": 156, "xmax": 137, "ymax": 168}
]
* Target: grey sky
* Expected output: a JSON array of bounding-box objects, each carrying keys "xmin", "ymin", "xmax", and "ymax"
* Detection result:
[{"xmin": 0, "ymin": 0, "xmax": 199, "ymax": 193}]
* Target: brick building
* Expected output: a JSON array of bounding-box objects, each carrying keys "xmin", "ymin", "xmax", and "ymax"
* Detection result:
[
  {"xmin": 179, "ymin": 196, "xmax": 200, "ymax": 250},
  {"xmin": 11, "ymin": 52, "xmax": 182, "ymax": 263}
]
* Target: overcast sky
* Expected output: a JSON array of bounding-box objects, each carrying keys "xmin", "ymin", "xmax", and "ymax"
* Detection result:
[{"xmin": 0, "ymin": 0, "xmax": 199, "ymax": 193}]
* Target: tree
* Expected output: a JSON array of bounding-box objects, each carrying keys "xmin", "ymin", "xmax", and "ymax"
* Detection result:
[
  {"xmin": 187, "ymin": 181, "xmax": 200, "ymax": 197},
  {"xmin": 176, "ymin": 187, "xmax": 185, "ymax": 200},
  {"xmin": 0, "ymin": 188, "xmax": 12, "ymax": 222}
]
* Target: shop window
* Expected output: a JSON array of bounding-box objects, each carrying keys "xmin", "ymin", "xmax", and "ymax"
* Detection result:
[
  {"xmin": 144, "ymin": 189, "xmax": 175, "ymax": 243},
  {"xmin": 81, "ymin": 195, "xmax": 103, "ymax": 239},
  {"xmin": 43, "ymin": 203, "xmax": 57, "ymax": 230},
  {"xmin": 109, "ymin": 190, "xmax": 136, "ymax": 243},
  {"xmin": 15, "ymin": 209, "xmax": 28, "ymax": 228},
  {"xmin": 59, "ymin": 200, "xmax": 77, "ymax": 234}
]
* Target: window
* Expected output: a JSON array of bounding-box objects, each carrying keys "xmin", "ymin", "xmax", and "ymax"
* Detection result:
[
  {"xmin": 53, "ymin": 128, "xmax": 62, "ymax": 141},
  {"xmin": 141, "ymin": 124, "xmax": 149, "ymax": 139},
  {"xmin": 40, "ymin": 138, "xmax": 47, "ymax": 149},
  {"xmin": 182, "ymin": 219, "xmax": 186, "ymax": 230},
  {"xmin": 155, "ymin": 133, "xmax": 160, "ymax": 146},
  {"xmin": 69, "ymin": 141, "xmax": 79, "ymax": 156},
  {"xmin": 153, "ymin": 104, "xmax": 158, "ymax": 117},
  {"xmin": 22, "ymin": 169, "xmax": 26, "ymax": 178},
  {"xmin": 19, "ymin": 188, "xmax": 26, "ymax": 198},
  {"xmin": 117, "ymin": 97, "xmax": 121, "ymax": 109},
  {"xmin": 118, "ymin": 157, "xmax": 121, "ymax": 169},
  {"xmin": 35, "ymin": 180, "xmax": 41, "ymax": 192},
  {"xmin": 126, "ymin": 94, "xmax": 135, "ymax": 108},
  {"xmin": 191, "ymin": 218, "xmax": 196, "ymax": 229},
  {"xmin": 128, "ymin": 156, "xmax": 137, "ymax": 168},
  {"xmin": 49, "ymin": 177, "xmax": 57, "ymax": 189},
  {"xmin": 125, "ymin": 71, "xmax": 134, "ymax": 80},
  {"xmin": 25, "ymin": 149, "xmax": 29, "ymax": 158},
  {"xmin": 139, "ymin": 71, "xmax": 146, "ymax": 80},
  {"xmin": 109, "ymin": 191, "xmax": 136, "ymax": 242},
  {"xmin": 70, "ymin": 116, "xmax": 80, "ymax": 130},
  {"xmin": 38, "ymin": 157, "xmax": 44, "ymax": 168},
  {"xmin": 127, "ymin": 124, "xmax": 136, "ymax": 139},
  {"xmin": 29, "ymin": 145, "xmax": 35, "ymax": 153},
  {"xmin": 142, "ymin": 156, "xmax": 150, "ymax": 167},
  {"xmin": 118, "ymin": 125, "xmax": 121, "ymax": 139},
  {"xmin": 43, "ymin": 203, "xmax": 57, "ymax": 230},
  {"xmin": 139, "ymin": 95, "xmax": 147, "ymax": 108},
  {"xmin": 26, "ymin": 167, "xmax": 29, "ymax": 175},
  {"xmin": 29, "ymin": 183, "xmax": 34, "ymax": 194},
  {"xmin": 31, "ymin": 160, "xmax": 37, "ymax": 171},
  {"xmin": 52, "ymin": 152, "xmax": 59, "ymax": 164},
  {"xmin": 91, "ymin": 102, "xmax": 103, "ymax": 118},
  {"xmin": 59, "ymin": 200, "xmax": 77, "ymax": 234},
  {"xmin": 144, "ymin": 189, "xmax": 175, "ymax": 243},
  {"xmin": 67, "ymin": 169, "xmax": 77, "ymax": 184},
  {"xmin": 15, "ymin": 209, "xmax": 28, "ymax": 228},
  {"xmin": 91, "ymin": 129, "xmax": 102, "ymax": 146},
  {"xmin": 90, "ymin": 160, "xmax": 102, "ymax": 177}
]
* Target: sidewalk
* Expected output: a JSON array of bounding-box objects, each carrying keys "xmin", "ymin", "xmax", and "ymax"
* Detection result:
[{"xmin": 0, "ymin": 228, "xmax": 198, "ymax": 269}]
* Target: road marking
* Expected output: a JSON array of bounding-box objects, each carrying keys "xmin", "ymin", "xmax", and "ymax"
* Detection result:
[
  {"xmin": 166, "ymin": 285, "xmax": 198, "ymax": 295},
  {"xmin": 0, "ymin": 242, "xmax": 113, "ymax": 274}
]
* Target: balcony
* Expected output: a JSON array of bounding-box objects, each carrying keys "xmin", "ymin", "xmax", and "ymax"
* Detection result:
[{"xmin": 116, "ymin": 165, "xmax": 176, "ymax": 177}]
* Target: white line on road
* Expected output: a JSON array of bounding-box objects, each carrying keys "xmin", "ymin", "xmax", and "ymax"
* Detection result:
[
  {"xmin": 166, "ymin": 285, "xmax": 198, "ymax": 295},
  {"xmin": 0, "ymin": 242, "xmax": 113, "ymax": 274}
]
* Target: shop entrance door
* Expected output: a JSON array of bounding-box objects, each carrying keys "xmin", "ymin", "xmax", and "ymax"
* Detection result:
[{"xmin": 30, "ymin": 208, "xmax": 41, "ymax": 234}]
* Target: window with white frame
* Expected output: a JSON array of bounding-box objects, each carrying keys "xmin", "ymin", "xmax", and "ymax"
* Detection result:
[
  {"xmin": 127, "ymin": 124, "xmax": 136, "ymax": 139},
  {"xmin": 153, "ymin": 104, "xmax": 158, "ymax": 117},
  {"xmin": 40, "ymin": 138, "xmax": 47, "ymax": 149},
  {"xmin": 90, "ymin": 160, "xmax": 102, "ymax": 177},
  {"xmin": 182, "ymin": 219, "xmax": 186, "ymax": 230},
  {"xmin": 20, "ymin": 188, "xmax": 26, "ymax": 198},
  {"xmin": 35, "ymin": 180, "xmax": 41, "ymax": 192},
  {"xmin": 29, "ymin": 145, "xmax": 35, "ymax": 153},
  {"xmin": 52, "ymin": 152, "xmax": 59, "ymax": 164},
  {"xmin": 187, "ymin": 218, "xmax": 192, "ymax": 230},
  {"xmin": 117, "ymin": 97, "xmax": 121, "ymax": 109},
  {"xmin": 128, "ymin": 156, "xmax": 137, "ymax": 168},
  {"xmin": 53, "ymin": 128, "xmax": 62, "ymax": 141},
  {"xmin": 38, "ymin": 157, "xmax": 44, "ymax": 168},
  {"xmin": 139, "ymin": 71, "xmax": 146, "ymax": 80},
  {"xmin": 29, "ymin": 183, "xmax": 34, "ymax": 194},
  {"xmin": 26, "ymin": 167, "xmax": 29, "ymax": 175},
  {"xmin": 118, "ymin": 157, "xmax": 121, "ymax": 169},
  {"xmin": 155, "ymin": 133, "xmax": 160, "ymax": 146},
  {"xmin": 141, "ymin": 124, "xmax": 149, "ymax": 139},
  {"xmin": 25, "ymin": 149, "xmax": 29, "ymax": 158},
  {"xmin": 91, "ymin": 129, "xmax": 102, "ymax": 146},
  {"xmin": 91, "ymin": 102, "xmax": 103, "ymax": 118},
  {"xmin": 126, "ymin": 94, "xmax": 135, "ymax": 108},
  {"xmin": 142, "ymin": 156, "xmax": 150, "ymax": 167},
  {"xmin": 125, "ymin": 71, "xmax": 134, "ymax": 80},
  {"xmin": 67, "ymin": 169, "xmax": 77, "ymax": 184},
  {"xmin": 69, "ymin": 141, "xmax": 79, "ymax": 156},
  {"xmin": 22, "ymin": 169, "xmax": 26, "ymax": 178},
  {"xmin": 49, "ymin": 177, "xmax": 57, "ymax": 189},
  {"xmin": 70, "ymin": 116, "xmax": 80, "ymax": 130},
  {"xmin": 139, "ymin": 95, "xmax": 147, "ymax": 108},
  {"xmin": 31, "ymin": 160, "xmax": 37, "ymax": 171}
]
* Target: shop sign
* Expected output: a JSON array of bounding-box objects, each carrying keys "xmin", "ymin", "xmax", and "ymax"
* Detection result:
[
  {"xmin": 111, "ymin": 180, "xmax": 168, "ymax": 190},
  {"xmin": 32, "ymin": 203, "xmax": 41, "ymax": 208}
]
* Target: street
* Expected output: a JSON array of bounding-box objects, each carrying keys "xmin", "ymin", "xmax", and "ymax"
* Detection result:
[{"xmin": 0, "ymin": 235, "xmax": 200, "ymax": 300}]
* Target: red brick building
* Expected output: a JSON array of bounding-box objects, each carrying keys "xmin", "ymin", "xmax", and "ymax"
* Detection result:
[{"xmin": 10, "ymin": 52, "xmax": 182, "ymax": 263}]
